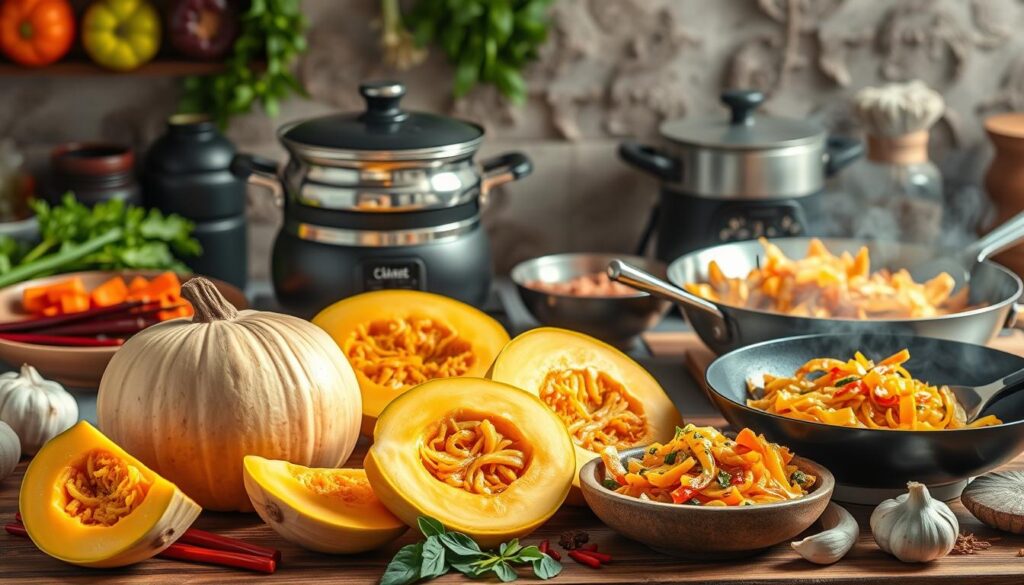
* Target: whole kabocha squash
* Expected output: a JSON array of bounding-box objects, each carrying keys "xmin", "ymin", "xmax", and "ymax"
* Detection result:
[{"xmin": 97, "ymin": 277, "xmax": 362, "ymax": 511}]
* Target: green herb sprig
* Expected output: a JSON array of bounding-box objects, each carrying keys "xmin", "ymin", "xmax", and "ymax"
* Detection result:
[
  {"xmin": 401, "ymin": 0, "xmax": 553, "ymax": 104},
  {"xmin": 382, "ymin": 516, "xmax": 561, "ymax": 585},
  {"xmin": 0, "ymin": 194, "xmax": 200, "ymax": 288},
  {"xmin": 180, "ymin": 0, "xmax": 308, "ymax": 127}
]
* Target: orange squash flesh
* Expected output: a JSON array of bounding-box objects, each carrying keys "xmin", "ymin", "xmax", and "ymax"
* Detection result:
[
  {"xmin": 19, "ymin": 421, "xmax": 201, "ymax": 568},
  {"xmin": 488, "ymin": 327, "xmax": 683, "ymax": 505},
  {"xmin": 243, "ymin": 456, "xmax": 407, "ymax": 554},
  {"xmin": 312, "ymin": 290, "xmax": 509, "ymax": 435},
  {"xmin": 365, "ymin": 377, "xmax": 574, "ymax": 547}
]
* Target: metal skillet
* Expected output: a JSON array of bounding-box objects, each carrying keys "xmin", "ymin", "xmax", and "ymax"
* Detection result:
[
  {"xmin": 703, "ymin": 333, "xmax": 1024, "ymax": 504},
  {"xmin": 610, "ymin": 237, "xmax": 1024, "ymax": 355}
]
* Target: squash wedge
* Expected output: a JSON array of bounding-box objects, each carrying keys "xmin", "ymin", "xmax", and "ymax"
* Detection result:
[
  {"xmin": 19, "ymin": 421, "xmax": 200, "ymax": 568},
  {"xmin": 488, "ymin": 327, "xmax": 682, "ymax": 505}
]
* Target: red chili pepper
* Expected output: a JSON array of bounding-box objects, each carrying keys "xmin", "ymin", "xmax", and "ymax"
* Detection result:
[
  {"xmin": 729, "ymin": 469, "xmax": 746, "ymax": 485},
  {"xmin": 548, "ymin": 549, "xmax": 561, "ymax": 561},
  {"xmin": 580, "ymin": 543, "xmax": 598, "ymax": 552},
  {"xmin": 670, "ymin": 485, "xmax": 696, "ymax": 504},
  {"xmin": 872, "ymin": 387, "xmax": 898, "ymax": 408},
  {"xmin": 827, "ymin": 367, "xmax": 842, "ymax": 379},
  {"xmin": 584, "ymin": 550, "xmax": 612, "ymax": 563},
  {"xmin": 539, "ymin": 540, "xmax": 549, "ymax": 555},
  {"xmin": 569, "ymin": 550, "xmax": 602, "ymax": 569}
]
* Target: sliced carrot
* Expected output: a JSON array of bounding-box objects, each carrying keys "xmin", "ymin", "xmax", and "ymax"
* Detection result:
[
  {"xmin": 41, "ymin": 305, "xmax": 60, "ymax": 317},
  {"xmin": 157, "ymin": 306, "xmax": 191, "ymax": 321},
  {"xmin": 60, "ymin": 293, "xmax": 90, "ymax": 314},
  {"xmin": 44, "ymin": 278, "xmax": 85, "ymax": 305},
  {"xmin": 146, "ymin": 272, "xmax": 182, "ymax": 297},
  {"xmin": 128, "ymin": 276, "xmax": 149, "ymax": 292},
  {"xmin": 90, "ymin": 277, "xmax": 128, "ymax": 308},
  {"xmin": 22, "ymin": 286, "xmax": 51, "ymax": 313}
]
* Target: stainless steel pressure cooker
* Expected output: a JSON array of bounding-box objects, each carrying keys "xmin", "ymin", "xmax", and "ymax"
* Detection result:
[
  {"xmin": 620, "ymin": 90, "xmax": 862, "ymax": 261},
  {"xmin": 232, "ymin": 81, "xmax": 532, "ymax": 316}
]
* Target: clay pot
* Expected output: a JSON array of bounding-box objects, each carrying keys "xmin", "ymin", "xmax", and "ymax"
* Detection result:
[
  {"xmin": 49, "ymin": 143, "xmax": 141, "ymax": 206},
  {"xmin": 985, "ymin": 113, "xmax": 1024, "ymax": 278}
]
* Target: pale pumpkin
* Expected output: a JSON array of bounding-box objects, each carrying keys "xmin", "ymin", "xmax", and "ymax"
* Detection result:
[
  {"xmin": 19, "ymin": 421, "xmax": 201, "ymax": 568},
  {"xmin": 243, "ymin": 456, "xmax": 406, "ymax": 553},
  {"xmin": 488, "ymin": 327, "xmax": 682, "ymax": 505},
  {"xmin": 0, "ymin": 363, "xmax": 78, "ymax": 455},
  {"xmin": 0, "ymin": 420, "xmax": 19, "ymax": 481},
  {"xmin": 365, "ymin": 377, "xmax": 575, "ymax": 547},
  {"xmin": 312, "ymin": 290, "xmax": 509, "ymax": 435},
  {"xmin": 97, "ymin": 277, "xmax": 362, "ymax": 512}
]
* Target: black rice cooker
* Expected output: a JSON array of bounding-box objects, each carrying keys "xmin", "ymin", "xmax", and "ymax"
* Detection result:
[
  {"xmin": 620, "ymin": 90, "xmax": 862, "ymax": 261},
  {"xmin": 232, "ymin": 81, "xmax": 532, "ymax": 316}
]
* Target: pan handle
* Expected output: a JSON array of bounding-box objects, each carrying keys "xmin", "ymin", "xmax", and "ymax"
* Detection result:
[
  {"xmin": 608, "ymin": 259, "xmax": 730, "ymax": 342},
  {"xmin": 970, "ymin": 209, "xmax": 1024, "ymax": 264}
]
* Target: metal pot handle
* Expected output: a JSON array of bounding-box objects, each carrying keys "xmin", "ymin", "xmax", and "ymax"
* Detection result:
[
  {"xmin": 824, "ymin": 136, "xmax": 863, "ymax": 176},
  {"xmin": 968, "ymin": 209, "xmax": 1024, "ymax": 264},
  {"xmin": 608, "ymin": 259, "xmax": 730, "ymax": 342},
  {"xmin": 231, "ymin": 153, "xmax": 284, "ymax": 207},
  {"xmin": 618, "ymin": 142, "xmax": 681, "ymax": 181},
  {"xmin": 481, "ymin": 152, "xmax": 533, "ymax": 198}
]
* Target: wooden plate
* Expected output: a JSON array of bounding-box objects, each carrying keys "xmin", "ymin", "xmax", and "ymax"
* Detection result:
[{"xmin": 0, "ymin": 271, "xmax": 247, "ymax": 388}]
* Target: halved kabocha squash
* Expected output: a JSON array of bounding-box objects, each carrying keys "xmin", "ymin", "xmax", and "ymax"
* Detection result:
[
  {"xmin": 488, "ymin": 327, "xmax": 682, "ymax": 505},
  {"xmin": 19, "ymin": 421, "xmax": 201, "ymax": 568},
  {"xmin": 364, "ymin": 377, "xmax": 574, "ymax": 547},
  {"xmin": 243, "ymin": 456, "xmax": 407, "ymax": 554},
  {"xmin": 312, "ymin": 290, "xmax": 509, "ymax": 435}
]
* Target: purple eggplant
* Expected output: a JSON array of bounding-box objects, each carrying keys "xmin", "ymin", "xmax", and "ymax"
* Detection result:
[{"xmin": 168, "ymin": 0, "xmax": 240, "ymax": 61}]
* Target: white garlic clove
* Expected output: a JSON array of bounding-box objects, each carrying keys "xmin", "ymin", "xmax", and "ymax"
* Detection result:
[{"xmin": 792, "ymin": 502, "xmax": 859, "ymax": 564}]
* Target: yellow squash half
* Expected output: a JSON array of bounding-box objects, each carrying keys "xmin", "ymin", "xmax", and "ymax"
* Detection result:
[
  {"xmin": 313, "ymin": 290, "xmax": 509, "ymax": 435},
  {"xmin": 488, "ymin": 327, "xmax": 682, "ymax": 505},
  {"xmin": 19, "ymin": 421, "xmax": 200, "ymax": 568},
  {"xmin": 365, "ymin": 377, "xmax": 574, "ymax": 547},
  {"xmin": 243, "ymin": 456, "xmax": 407, "ymax": 554}
]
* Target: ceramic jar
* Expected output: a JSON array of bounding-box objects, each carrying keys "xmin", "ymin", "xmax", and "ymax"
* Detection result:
[
  {"xmin": 143, "ymin": 114, "xmax": 248, "ymax": 290},
  {"xmin": 50, "ymin": 143, "xmax": 141, "ymax": 206},
  {"xmin": 984, "ymin": 113, "xmax": 1024, "ymax": 278}
]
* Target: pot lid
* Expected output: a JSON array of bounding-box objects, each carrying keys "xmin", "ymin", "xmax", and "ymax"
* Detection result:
[
  {"xmin": 659, "ymin": 90, "xmax": 824, "ymax": 150},
  {"xmin": 280, "ymin": 81, "xmax": 484, "ymax": 160}
]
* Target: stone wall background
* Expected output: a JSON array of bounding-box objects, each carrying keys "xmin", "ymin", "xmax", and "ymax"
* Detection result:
[{"xmin": 3, "ymin": 0, "xmax": 1024, "ymax": 278}]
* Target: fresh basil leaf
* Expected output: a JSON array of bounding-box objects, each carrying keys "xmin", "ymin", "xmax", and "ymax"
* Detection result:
[
  {"xmin": 513, "ymin": 545, "xmax": 543, "ymax": 560},
  {"xmin": 420, "ymin": 536, "xmax": 448, "ymax": 579},
  {"xmin": 664, "ymin": 450, "xmax": 679, "ymax": 465},
  {"xmin": 381, "ymin": 542, "xmax": 423, "ymax": 585},
  {"xmin": 492, "ymin": 561, "xmax": 518, "ymax": 582},
  {"xmin": 717, "ymin": 470, "xmax": 733, "ymax": 489},
  {"xmin": 532, "ymin": 555, "xmax": 562, "ymax": 580},
  {"xmin": 439, "ymin": 531, "xmax": 482, "ymax": 556},
  {"xmin": 488, "ymin": 0, "xmax": 513, "ymax": 44},
  {"xmin": 499, "ymin": 538, "xmax": 521, "ymax": 558},
  {"xmin": 417, "ymin": 516, "xmax": 446, "ymax": 538}
]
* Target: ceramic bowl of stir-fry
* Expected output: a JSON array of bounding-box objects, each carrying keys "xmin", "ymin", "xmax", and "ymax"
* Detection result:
[{"xmin": 579, "ymin": 424, "xmax": 834, "ymax": 558}]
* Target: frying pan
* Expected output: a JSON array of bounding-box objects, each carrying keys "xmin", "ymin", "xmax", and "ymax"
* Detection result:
[
  {"xmin": 610, "ymin": 237, "xmax": 1024, "ymax": 355},
  {"xmin": 704, "ymin": 333, "xmax": 1024, "ymax": 503}
]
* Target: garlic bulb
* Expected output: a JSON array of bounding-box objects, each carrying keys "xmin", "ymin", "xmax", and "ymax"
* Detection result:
[
  {"xmin": 0, "ymin": 364, "xmax": 78, "ymax": 455},
  {"xmin": 0, "ymin": 421, "xmax": 19, "ymax": 481},
  {"xmin": 792, "ymin": 503, "xmax": 859, "ymax": 564},
  {"xmin": 870, "ymin": 481, "xmax": 958, "ymax": 562}
]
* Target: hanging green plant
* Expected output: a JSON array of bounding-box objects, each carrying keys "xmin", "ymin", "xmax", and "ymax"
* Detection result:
[
  {"xmin": 178, "ymin": 0, "xmax": 308, "ymax": 128},
  {"xmin": 386, "ymin": 0, "xmax": 553, "ymax": 105}
]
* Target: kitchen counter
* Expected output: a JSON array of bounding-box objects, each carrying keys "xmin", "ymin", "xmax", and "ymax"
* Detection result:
[{"xmin": 4, "ymin": 283, "xmax": 1023, "ymax": 584}]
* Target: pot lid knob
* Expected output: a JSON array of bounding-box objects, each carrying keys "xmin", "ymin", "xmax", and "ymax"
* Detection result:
[
  {"xmin": 721, "ymin": 89, "xmax": 764, "ymax": 126},
  {"xmin": 359, "ymin": 81, "xmax": 409, "ymax": 123}
]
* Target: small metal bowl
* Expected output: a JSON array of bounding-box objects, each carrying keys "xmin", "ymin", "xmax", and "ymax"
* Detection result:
[{"xmin": 510, "ymin": 253, "xmax": 671, "ymax": 348}]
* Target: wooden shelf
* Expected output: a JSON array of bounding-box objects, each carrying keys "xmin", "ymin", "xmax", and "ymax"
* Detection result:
[{"xmin": 0, "ymin": 59, "xmax": 227, "ymax": 77}]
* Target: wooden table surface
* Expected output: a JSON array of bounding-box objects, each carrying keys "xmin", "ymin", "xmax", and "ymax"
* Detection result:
[{"xmin": 4, "ymin": 332, "xmax": 1024, "ymax": 583}]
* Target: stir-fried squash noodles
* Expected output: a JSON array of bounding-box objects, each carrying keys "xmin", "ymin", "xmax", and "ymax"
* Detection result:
[
  {"xmin": 539, "ymin": 367, "xmax": 646, "ymax": 451},
  {"xmin": 343, "ymin": 316, "xmax": 475, "ymax": 389},
  {"xmin": 747, "ymin": 349, "xmax": 1002, "ymax": 430},
  {"xmin": 685, "ymin": 238, "xmax": 971, "ymax": 318},
  {"xmin": 600, "ymin": 425, "xmax": 814, "ymax": 505},
  {"xmin": 420, "ymin": 415, "xmax": 528, "ymax": 495},
  {"xmin": 60, "ymin": 450, "xmax": 151, "ymax": 526}
]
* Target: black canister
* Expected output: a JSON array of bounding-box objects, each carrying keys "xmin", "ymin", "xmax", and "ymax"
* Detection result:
[
  {"xmin": 50, "ymin": 143, "xmax": 141, "ymax": 205},
  {"xmin": 143, "ymin": 114, "xmax": 248, "ymax": 290}
]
